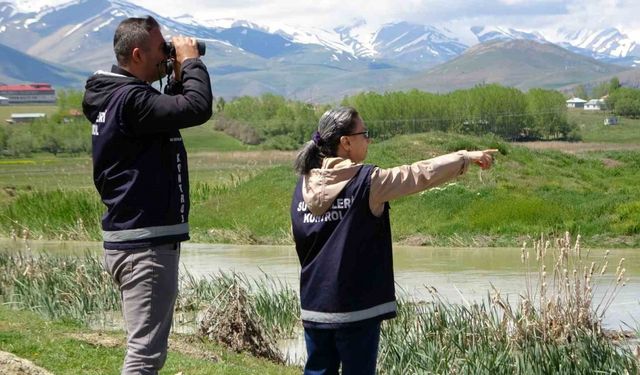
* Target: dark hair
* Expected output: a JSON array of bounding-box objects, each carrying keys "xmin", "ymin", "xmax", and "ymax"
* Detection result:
[
  {"xmin": 294, "ymin": 106, "xmax": 359, "ymax": 175},
  {"xmin": 113, "ymin": 16, "xmax": 160, "ymax": 65}
]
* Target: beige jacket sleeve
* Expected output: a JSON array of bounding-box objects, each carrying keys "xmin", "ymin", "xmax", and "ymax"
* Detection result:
[{"xmin": 369, "ymin": 151, "xmax": 470, "ymax": 216}]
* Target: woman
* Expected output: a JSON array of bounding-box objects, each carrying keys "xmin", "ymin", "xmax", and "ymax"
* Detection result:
[{"xmin": 290, "ymin": 106, "xmax": 496, "ymax": 375}]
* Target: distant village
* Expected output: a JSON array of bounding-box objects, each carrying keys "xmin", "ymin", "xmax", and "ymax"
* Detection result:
[
  {"xmin": 0, "ymin": 82, "xmax": 617, "ymax": 125},
  {"xmin": 566, "ymin": 96, "xmax": 618, "ymax": 125},
  {"xmin": 0, "ymin": 82, "xmax": 57, "ymax": 124}
]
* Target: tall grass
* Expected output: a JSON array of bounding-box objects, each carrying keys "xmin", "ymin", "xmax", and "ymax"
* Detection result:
[
  {"xmin": 378, "ymin": 232, "xmax": 638, "ymax": 374},
  {"xmin": 0, "ymin": 251, "xmax": 299, "ymax": 341},
  {"xmin": 0, "ymin": 189, "xmax": 102, "ymax": 240},
  {"xmin": 0, "ymin": 251, "xmax": 119, "ymax": 321}
]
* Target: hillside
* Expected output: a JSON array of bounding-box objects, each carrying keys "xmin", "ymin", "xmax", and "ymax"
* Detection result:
[
  {"xmin": 394, "ymin": 39, "xmax": 630, "ymax": 92},
  {"xmin": 2, "ymin": 129, "xmax": 638, "ymax": 247},
  {"xmin": 0, "ymin": 43, "xmax": 89, "ymax": 87}
]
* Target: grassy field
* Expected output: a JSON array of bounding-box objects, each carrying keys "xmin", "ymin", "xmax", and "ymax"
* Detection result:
[
  {"xmin": 0, "ymin": 105, "xmax": 58, "ymax": 123},
  {"xmin": 1, "ymin": 104, "xmax": 640, "ymax": 247},
  {"xmin": 182, "ymin": 123, "xmax": 253, "ymax": 152},
  {"xmin": 568, "ymin": 109, "xmax": 640, "ymax": 143},
  {"xmin": 1, "ymin": 131, "xmax": 639, "ymax": 246},
  {"xmin": 189, "ymin": 132, "xmax": 640, "ymax": 247},
  {"xmin": 0, "ymin": 306, "xmax": 300, "ymax": 374}
]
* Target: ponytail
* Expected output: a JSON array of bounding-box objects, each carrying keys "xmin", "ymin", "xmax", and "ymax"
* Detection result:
[
  {"xmin": 294, "ymin": 141, "xmax": 323, "ymax": 175},
  {"xmin": 293, "ymin": 106, "xmax": 359, "ymax": 175}
]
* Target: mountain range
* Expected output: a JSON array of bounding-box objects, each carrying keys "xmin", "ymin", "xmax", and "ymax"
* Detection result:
[{"xmin": 1, "ymin": 0, "xmax": 639, "ymax": 101}]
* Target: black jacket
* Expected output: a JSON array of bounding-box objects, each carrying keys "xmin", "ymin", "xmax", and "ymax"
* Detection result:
[{"xmin": 82, "ymin": 59, "xmax": 213, "ymax": 249}]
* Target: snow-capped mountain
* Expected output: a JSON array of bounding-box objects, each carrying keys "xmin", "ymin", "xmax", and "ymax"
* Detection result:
[
  {"xmin": 1, "ymin": 0, "xmax": 639, "ymax": 99},
  {"xmin": 551, "ymin": 27, "xmax": 640, "ymax": 59},
  {"xmin": 470, "ymin": 26, "xmax": 546, "ymax": 44},
  {"xmin": 371, "ymin": 22, "xmax": 468, "ymax": 64},
  {"xmin": 3, "ymin": 0, "xmax": 639, "ymax": 66}
]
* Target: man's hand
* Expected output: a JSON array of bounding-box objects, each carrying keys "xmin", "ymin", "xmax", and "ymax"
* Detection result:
[
  {"xmin": 171, "ymin": 36, "xmax": 199, "ymax": 80},
  {"xmin": 467, "ymin": 149, "xmax": 499, "ymax": 170}
]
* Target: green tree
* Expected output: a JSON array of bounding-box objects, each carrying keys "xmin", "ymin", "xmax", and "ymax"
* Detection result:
[
  {"xmin": 609, "ymin": 77, "xmax": 621, "ymax": 93},
  {"xmin": 526, "ymin": 89, "xmax": 570, "ymax": 139},
  {"xmin": 215, "ymin": 97, "xmax": 226, "ymax": 113},
  {"xmin": 591, "ymin": 81, "xmax": 609, "ymax": 99},
  {"xmin": 572, "ymin": 84, "xmax": 588, "ymax": 99}
]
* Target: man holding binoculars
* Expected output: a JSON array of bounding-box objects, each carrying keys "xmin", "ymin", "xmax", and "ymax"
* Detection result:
[{"xmin": 82, "ymin": 15, "xmax": 212, "ymax": 375}]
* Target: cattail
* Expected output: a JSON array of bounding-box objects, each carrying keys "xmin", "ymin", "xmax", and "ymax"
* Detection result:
[
  {"xmin": 600, "ymin": 261, "xmax": 608, "ymax": 275},
  {"xmin": 617, "ymin": 268, "xmax": 626, "ymax": 284},
  {"xmin": 616, "ymin": 258, "xmax": 624, "ymax": 275}
]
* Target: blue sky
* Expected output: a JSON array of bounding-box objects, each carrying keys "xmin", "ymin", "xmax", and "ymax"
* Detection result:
[{"xmin": 10, "ymin": 0, "xmax": 640, "ymax": 40}]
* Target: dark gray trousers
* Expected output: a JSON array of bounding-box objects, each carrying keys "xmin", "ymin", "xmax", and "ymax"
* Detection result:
[{"xmin": 104, "ymin": 243, "xmax": 181, "ymax": 375}]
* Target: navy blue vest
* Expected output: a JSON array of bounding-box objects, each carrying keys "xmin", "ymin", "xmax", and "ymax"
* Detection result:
[
  {"xmin": 291, "ymin": 165, "xmax": 396, "ymax": 329},
  {"xmin": 91, "ymin": 84, "xmax": 190, "ymax": 249}
]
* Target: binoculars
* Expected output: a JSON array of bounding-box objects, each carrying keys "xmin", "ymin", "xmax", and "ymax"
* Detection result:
[{"xmin": 164, "ymin": 40, "xmax": 206, "ymax": 57}]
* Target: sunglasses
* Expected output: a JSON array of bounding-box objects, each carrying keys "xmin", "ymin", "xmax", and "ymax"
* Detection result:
[{"xmin": 348, "ymin": 130, "xmax": 370, "ymax": 139}]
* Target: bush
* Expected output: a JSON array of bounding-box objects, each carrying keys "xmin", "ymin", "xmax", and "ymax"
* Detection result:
[{"xmin": 261, "ymin": 134, "xmax": 299, "ymax": 150}]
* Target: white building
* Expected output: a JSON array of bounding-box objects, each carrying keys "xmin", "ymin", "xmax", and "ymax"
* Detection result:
[
  {"xmin": 584, "ymin": 99, "xmax": 606, "ymax": 111},
  {"xmin": 0, "ymin": 95, "xmax": 9, "ymax": 105},
  {"xmin": 566, "ymin": 97, "xmax": 587, "ymax": 109},
  {"xmin": 6, "ymin": 113, "xmax": 46, "ymax": 124}
]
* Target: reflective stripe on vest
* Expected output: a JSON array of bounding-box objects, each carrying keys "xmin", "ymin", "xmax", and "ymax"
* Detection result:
[
  {"xmin": 102, "ymin": 223, "xmax": 189, "ymax": 242},
  {"xmin": 301, "ymin": 301, "xmax": 397, "ymax": 324}
]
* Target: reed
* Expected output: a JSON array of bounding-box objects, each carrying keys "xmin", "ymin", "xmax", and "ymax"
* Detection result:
[
  {"xmin": 378, "ymin": 296, "xmax": 639, "ymax": 374},
  {"xmin": 492, "ymin": 232, "xmax": 629, "ymax": 344},
  {"xmin": 0, "ymin": 251, "xmax": 119, "ymax": 321},
  {"xmin": 378, "ymin": 232, "xmax": 638, "ymax": 374}
]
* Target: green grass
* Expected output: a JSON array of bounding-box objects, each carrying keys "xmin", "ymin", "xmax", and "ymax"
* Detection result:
[
  {"xmin": 181, "ymin": 123, "xmax": 252, "ymax": 152},
  {"xmin": 185, "ymin": 132, "xmax": 640, "ymax": 247},
  {"xmin": 0, "ymin": 252, "xmax": 301, "ymax": 373},
  {"xmin": 0, "ymin": 154, "xmax": 93, "ymax": 195},
  {"xmin": 0, "ymin": 306, "xmax": 299, "ymax": 374},
  {"xmin": 189, "ymin": 166, "xmax": 296, "ymax": 244},
  {"xmin": 0, "ymin": 131, "xmax": 639, "ymax": 246},
  {"xmin": 568, "ymin": 109, "xmax": 640, "ymax": 143},
  {"xmin": 0, "ymin": 105, "xmax": 58, "ymax": 122}
]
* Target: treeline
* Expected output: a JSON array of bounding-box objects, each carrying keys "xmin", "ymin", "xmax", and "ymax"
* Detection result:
[
  {"xmin": 608, "ymin": 86, "xmax": 640, "ymax": 118},
  {"xmin": 213, "ymin": 94, "xmax": 328, "ymax": 150},
  {"xmin": 2, "ymin": 85, "xmax": 576, "ymax": 156},
  {"xmin": 217, "ymin": 84, "xmax": 575, "ymax": 148},
  {"xmin": 0, "ymin": 90, "xmax": 88, "ymax": 156},
  {"xmin": 342, "ymin": 85, "xmax": 573, "ymax": 141},
  {"xmin": 0, "ymin": 119, "xmax": 90, "ymax": 156},
  {"xmin": 571, "ymin": 77, "xmax": 621, "ymax": 101}
]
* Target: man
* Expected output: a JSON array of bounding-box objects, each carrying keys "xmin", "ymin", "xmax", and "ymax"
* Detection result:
[{"xmin": 82, "ymin": 16, "xmax": 212, "ymax": 374}]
